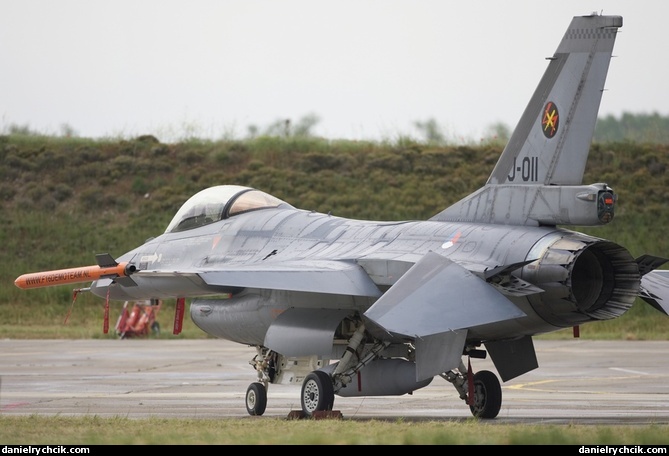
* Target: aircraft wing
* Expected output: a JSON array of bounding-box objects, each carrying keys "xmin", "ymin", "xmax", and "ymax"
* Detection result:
[
  {"xmin": 196, "ymin": 260, "xmax": 383, "ymax": 297},
  {"xmin": 110, "ymin": 260, "xmax": 383, "ymax": 299},
  {"xmin": 363, "ymin": 251, "xmax": 527, "ymax": 339}
]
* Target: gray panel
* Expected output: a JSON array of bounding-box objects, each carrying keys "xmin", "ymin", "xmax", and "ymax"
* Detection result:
[
  {"xmin": 414, "ymin": 330, "xmax": 467, "ymax": 382},
  {"xmin": 485, "ymin": 335, "xmax": 538, "ymax": 382},
  {"xmin": 264, "ymin": 308, "xmax": 352, "ymax": 356}
]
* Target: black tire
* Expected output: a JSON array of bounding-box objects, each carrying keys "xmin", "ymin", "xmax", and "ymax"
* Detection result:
[
  {"xmin": 300, "ymin": 370, "xmax": 334, "ymax": 416},
  {"xmin": 151, "ymin": 321, "xmax": 160, "ymax": 335},
  {"xmin": 246, "ymin": 382, "xmax": 267, "ymax": 416},
  {"xmin": 469, "ymin": 370, "xmax": 502, "ymax": 419}
]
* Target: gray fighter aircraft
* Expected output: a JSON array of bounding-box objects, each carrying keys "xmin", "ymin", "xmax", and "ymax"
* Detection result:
[{"xmin": 15, "ymin": 13, "xmax": 669, "ymax": 419}]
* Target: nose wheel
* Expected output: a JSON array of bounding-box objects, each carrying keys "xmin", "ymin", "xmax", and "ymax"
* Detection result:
[{"xmin": 246, "ymin": 382, "xmax": 267, "ymax": 416}]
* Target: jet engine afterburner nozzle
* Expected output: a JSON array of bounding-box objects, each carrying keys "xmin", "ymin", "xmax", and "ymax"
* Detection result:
[{"xmin": 523, "ymin": 232, "xmax": 640, "ymax": 327}]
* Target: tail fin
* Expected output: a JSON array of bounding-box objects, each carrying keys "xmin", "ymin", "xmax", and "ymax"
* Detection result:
[{"xmin": 432, "ymin": 14, "xmax": 622, "ymax": 226}]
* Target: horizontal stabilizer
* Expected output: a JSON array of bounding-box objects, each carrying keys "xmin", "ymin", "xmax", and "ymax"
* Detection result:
[
  {"xmin": 640, "ymin": 270, "xmax": 669, "ymax": 315},
  {"xmin": 363, "ymin": 251, "xmax": 526, "ymax": 339},
  {"xmin": 636, "ymin": 254, "xmax": 669, "ymax": 276}
]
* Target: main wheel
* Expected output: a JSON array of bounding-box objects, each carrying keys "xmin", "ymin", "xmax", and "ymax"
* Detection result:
[
  {"xmin": 246, "ymin": 382, "xmax": 267, "ymax": 416},
  {"xmin": 301, "ymin": 370, "xmax": 334, "ymax": 416},
  {"xmin": 469, "ymin": 370, "xmax": 502, "ymax": 419}
]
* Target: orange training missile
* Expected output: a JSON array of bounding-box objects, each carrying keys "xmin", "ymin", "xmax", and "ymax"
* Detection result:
[{"xmin": 15, "ymin": 262, "xmax": 134, "ymax": 289}]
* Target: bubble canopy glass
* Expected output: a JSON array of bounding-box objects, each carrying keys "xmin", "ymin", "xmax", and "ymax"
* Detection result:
[{"xmin": 165, "ymin": 185, "xmax": 292, "ymax": 233}]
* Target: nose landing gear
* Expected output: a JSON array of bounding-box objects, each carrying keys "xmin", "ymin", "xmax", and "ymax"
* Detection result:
[{"xmin": 245, "ymin": 382, "xmax": 267, "ymax": 416}]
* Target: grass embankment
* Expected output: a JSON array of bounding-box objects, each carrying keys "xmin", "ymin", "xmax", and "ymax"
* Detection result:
[
  {"xmin": 2, "ymin": 135, "xmax": 669, "ymax": 339},
  {"xmin": 1, "ymin": 135, "xmax": 669, "ymax": 444}
]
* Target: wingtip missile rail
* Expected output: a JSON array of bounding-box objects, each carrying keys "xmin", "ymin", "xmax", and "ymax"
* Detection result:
[{"xmin": 15, "ymin": 262, "xmax": 136, "ymax": 289}]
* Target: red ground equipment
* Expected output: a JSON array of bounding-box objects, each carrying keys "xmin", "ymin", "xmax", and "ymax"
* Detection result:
[{"xmin": 115, "ymin": 299, "xmax": 161, "ymax": 339}]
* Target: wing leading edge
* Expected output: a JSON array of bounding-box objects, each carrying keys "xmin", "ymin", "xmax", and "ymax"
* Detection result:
[{"xmin": 199, "ymin": 260, "xmax": 382, "ymax": 297}]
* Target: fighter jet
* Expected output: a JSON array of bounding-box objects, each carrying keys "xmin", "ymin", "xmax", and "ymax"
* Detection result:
[{"xmin": 15, "ymin": 13, "xmax": 669, "ymax": 419}]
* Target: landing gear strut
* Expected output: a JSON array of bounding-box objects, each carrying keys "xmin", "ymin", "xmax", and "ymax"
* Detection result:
[
  {"xmin": 442, "ymin": 359, "xmax": 502, "ymax": 419},
  {"xmin": 245, "ymin": 347, "xmax": 276, "ymax": 416}
]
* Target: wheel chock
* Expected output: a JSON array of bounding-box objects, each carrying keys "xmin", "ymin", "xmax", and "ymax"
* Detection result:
[
  {"xmin": 287, "ymin": 410, "xmax": 306, "ymax": 419},
  {"xmin": 286, "ymin": 410, "xmax": 343, "ymax": 420},
  {"xmin": 312, "ymin": 410, "xmax": 343, "ymax": 420}
]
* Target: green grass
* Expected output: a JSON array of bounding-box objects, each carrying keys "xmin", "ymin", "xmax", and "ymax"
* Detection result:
[
  {"xmin": 0, "ymin": 293, "xmax": 209, "ymax": 339},
  {"xmin": 1, "ymin": 416, "xmax": 668, "ymax": 445}
]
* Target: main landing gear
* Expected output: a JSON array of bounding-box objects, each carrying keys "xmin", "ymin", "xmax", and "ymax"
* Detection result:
[
  {"xmin": 300, "ymin": 371, "xmax": 335, "ymax": 416},
  {"xmin": 469, "ymin": 370, "xmax": 502, "ymax": 418},
  {"xmin": 245, "ymin": 345, "xmax": 503, "ymax": 419},
  {"xmin": 442, "ymin": 359, "xmax": 502, "ymax": 419}
]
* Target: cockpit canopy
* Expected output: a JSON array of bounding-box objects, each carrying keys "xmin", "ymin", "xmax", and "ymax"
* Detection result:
[{"xmin": 165, "ymin": 185, "xmax": 292, "ymax": 233}]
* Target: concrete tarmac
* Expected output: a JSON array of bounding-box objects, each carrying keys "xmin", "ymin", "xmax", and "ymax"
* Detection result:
[{"xmin": 1, "ymin": 338, "xmax": 668, "ymax": 424}]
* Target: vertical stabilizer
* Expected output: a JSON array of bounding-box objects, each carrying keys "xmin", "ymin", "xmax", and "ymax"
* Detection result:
[{"xmin": 432, "ymin": 14, "xmax": 622, "ymax": 226}]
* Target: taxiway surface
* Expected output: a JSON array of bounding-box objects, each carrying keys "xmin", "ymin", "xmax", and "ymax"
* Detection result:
[{"xmin": 1, "ymin": 338, "xmax": 668, "ymax": 424}]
